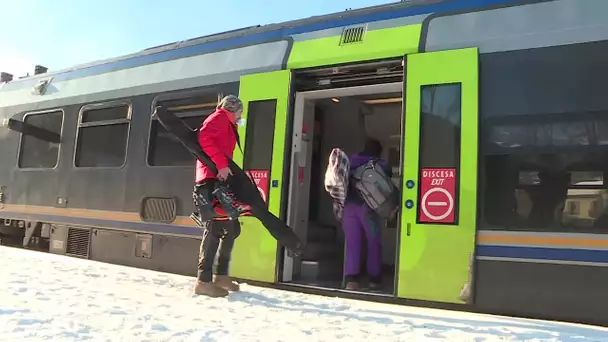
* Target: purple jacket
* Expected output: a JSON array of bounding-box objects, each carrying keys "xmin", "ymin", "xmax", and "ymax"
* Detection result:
[{"xmin": 345, "ymin": 153, "xmax": 392, "ymax": 204}]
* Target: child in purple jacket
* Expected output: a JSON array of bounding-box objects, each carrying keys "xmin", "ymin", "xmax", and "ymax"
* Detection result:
[{"xmin": 342, "ymin": 138, "xmax": 392, "ymax": 291}]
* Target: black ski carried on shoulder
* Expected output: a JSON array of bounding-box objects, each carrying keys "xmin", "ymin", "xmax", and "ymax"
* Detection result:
[{"xmin": 153, "ymin": 106, "xmax": 304, "ymax": 256}]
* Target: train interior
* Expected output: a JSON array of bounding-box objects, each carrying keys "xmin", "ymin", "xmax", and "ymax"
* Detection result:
[{"xmin": 283, "ymin": 85, "xmax": 403, "ymax": 295}]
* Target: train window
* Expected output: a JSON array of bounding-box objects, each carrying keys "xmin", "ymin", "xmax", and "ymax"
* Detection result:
[
  {"xmin": 243, "ymin": 100, "xmax": 277, "ymax": 170},
  {"xmin": 74, "ymin": 103, "xmax": 131, "ymax": 168},
  {"xmin": 482, "ymin": 151, "xmax": 608, "ymax": 233},
  {"xmin": 480, "ymin": 40, "xmax": 608, "ymax": 233},
  {"xmin": 81, "ymin": 106, "xmax": 128, "ymax": 123},
  {"xmin": 419, "ymin": 83, "xmax": 462, "ymax": 169},
  {"xmin": 486, "ymin": 116, "xmax": 608, "ymax": 150},
  {"xmin": 147, "ymin": 92, "xmax": 219, "ymax": 166},
  {"xmin": 418, "ymin": 83, "xmax": 461, "ymax": 224},
  {"xmin": 18, "ymin": 110, "xmax": 63, "ymax": 169}
]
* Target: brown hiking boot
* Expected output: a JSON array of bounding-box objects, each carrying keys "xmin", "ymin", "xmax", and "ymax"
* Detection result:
[
  {"xmin": 194, "ymin": 281, "xmax": 229, "ymax": 297},
  {"xmin": 214, "ymin": 275, "xmax": 240, "ymax": 292}
]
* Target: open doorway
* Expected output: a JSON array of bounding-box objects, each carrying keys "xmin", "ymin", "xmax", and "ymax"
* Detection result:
[{"xmin": 283, "ymin": 83, "xmax": 403, "ymax": 296}]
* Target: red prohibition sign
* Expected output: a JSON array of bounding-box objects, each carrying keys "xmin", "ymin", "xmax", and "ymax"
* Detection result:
[{"xmin": 421, "ymin": 187, "xmax": 454, "ymax": 221}]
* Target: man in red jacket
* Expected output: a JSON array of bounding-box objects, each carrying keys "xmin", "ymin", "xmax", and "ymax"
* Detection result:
[{"xmin": 192, "ymin": 95, "xmax": 245, "ymax": 297}]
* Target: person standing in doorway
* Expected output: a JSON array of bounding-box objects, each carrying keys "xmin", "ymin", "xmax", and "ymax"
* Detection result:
[
  {"xmin": 342, "ymin": 138, "xmax": 392, "ymax": 291},
  {"xmin": 192, "ymin": 95, "xmax": 244, "ymax": 297}
]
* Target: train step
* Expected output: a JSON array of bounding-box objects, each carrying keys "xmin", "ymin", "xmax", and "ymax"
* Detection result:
[
  {"xmin": 302, "ymin": 240, "xmax": 343, "ymax": 261},
  {"xmin": 300, "ymin": 258, "xmax": 344, "ymax": 281},
  {"xmin": 306, "ymin": 225, "xmax": 338, "ymax": 242}
]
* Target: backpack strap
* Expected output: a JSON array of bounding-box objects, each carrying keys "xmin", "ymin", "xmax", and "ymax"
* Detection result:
[
  {"xmin": 230, "ymin": 123, "xmax": 243, "ymax": 154},
  {"xmin": 352, "ymin": 163, "xmax": 367, "ymax": 180},
  {"xmin": 230, "ymin": 122, "xmax": 257, "ymax": 185}
]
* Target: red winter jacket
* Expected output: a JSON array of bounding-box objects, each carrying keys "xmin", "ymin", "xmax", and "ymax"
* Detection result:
[{"xmin": 195, "ymin": 108, "xmax": 238, "ymax": 183}]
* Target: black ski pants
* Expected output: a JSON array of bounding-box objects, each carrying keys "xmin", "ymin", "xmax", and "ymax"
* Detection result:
[{"xmin": 197, "ymin": 219, "xmax": 241, "ymax": 282}]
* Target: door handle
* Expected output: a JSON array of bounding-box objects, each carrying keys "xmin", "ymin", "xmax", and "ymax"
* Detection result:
[{"xmin": 406, "ymin": 222, "xmax": 411, "ymax": 237}]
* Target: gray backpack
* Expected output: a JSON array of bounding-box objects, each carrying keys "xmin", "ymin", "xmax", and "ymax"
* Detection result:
[{"xmin": 352, "ymin": 159, "xmax": 399, "ymax": 219}]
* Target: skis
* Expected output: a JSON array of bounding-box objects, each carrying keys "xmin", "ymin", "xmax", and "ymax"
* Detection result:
[{"xmin": 153, "ymin": 106, "xmax": 304, "ymax": 256}]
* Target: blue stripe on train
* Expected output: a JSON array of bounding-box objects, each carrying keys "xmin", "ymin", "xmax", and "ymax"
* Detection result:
[
  {"xmin": 477, "ymin": 245, "xmax": 608, "ymax": 264},
  {"xmin": 2, "ymin": 0, "xmax": 518, "ymax": 91},
  {"xmin": 11, "ymin": 211, "xmax": 607, "ymax": 264},
  {"xmin": 2, "ymin": 211, "xmax": 202, "ymax": 237}
]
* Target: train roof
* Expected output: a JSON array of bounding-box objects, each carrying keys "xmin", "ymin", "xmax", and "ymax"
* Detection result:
[{"xmin": 0, "ymin": 0, "xmax": 520, "ymax": 90}]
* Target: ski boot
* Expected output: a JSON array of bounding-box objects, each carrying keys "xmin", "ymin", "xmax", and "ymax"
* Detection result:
[
  {"xmin": 212, "ymin": 183, "xmax": 251, "ymax": 220},
  {"xmin": 193, "ymin": 183, "xmax": 218, "ymax": 222},
  {"xmin": 190, "ymin": 203, "xmax": 252, "ymax": 227}
]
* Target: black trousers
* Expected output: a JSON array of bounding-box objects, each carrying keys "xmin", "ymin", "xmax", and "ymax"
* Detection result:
[{"xmin": 197, "ymin": 219, "xmax": 241, "ymax": 282}]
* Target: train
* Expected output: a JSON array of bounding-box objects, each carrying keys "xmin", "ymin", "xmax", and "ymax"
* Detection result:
[{"xmin": 1, "ymin": 0, "xmax": 608, "ymax": 326}]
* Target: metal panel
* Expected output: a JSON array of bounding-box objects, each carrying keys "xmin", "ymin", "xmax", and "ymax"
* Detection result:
[
  {"xmin": 475, "ymin": 259, "xmax": 608, "ymax": 326},
  {"xmin": 291, "ymin": 14, "xmax": 427, "ymax": 42},
  {"xmin": 134, "ymin": 233, "xmax": 153, "ymax": 259},
  {"xmin": 0, "ymin": 0, "xmax": 516, "ymax": 92},
  {"xmin": 288, "ymin": 25, "xmax": 421, "ymax": 70},
  {"xmin": 0, "ymin": 41, "xmax": 289, "ymax": 109},
  {"xmin": 424, "ymin": 0, "xmax": 608, "ymax": 53},
  {"xmin": 49, "ymin": 225, "xmax": 68, "ymax": 254},
  {"xmin": 89, "ymin": 228, "xmax": 200, "ymax": 276}
]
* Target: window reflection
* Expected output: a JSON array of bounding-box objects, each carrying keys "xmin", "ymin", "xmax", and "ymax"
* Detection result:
[
  {"xmin": 595, "ymin": 120, "xmax": 608, "ymax": 145},
  {"xmin": 515, "ymin": 171, "xmax": 606, "ymax": 229},
  {"xmin": 552, "ymin": 121, "xmax": 591, "ymax": 146},
  {"xmin": 483, "ymin": 153, "xmax": 608, "ymax": 233},
  {"xmin": 488, "ymin": 117, "xmax": 606, "ymax": 149},
  {"xmin": 419, "ymin": 83, "xmax": 461, "ymax": 169}
]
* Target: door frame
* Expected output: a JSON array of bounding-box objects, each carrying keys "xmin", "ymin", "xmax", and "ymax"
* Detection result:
[{"xmin": 282, "ymin": 82, "xmax": 403, "ymax": 283}]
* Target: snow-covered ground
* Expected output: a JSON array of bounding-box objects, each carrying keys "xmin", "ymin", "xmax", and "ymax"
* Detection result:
[{"xmin": 1, "ymin": 247, "xmax": 607, "ymax": 341}]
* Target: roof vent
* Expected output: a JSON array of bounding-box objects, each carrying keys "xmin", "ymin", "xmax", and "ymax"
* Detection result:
[
  {"xmin": 340, "ymin": 25, "xmax": 366, "ymax": 45},
  {"xmin": 34, "ymin": 65, "xmax": 48, "ymax": 75},
  {"xmin": 0, "ymin": 72, "xmax": 13, "ymax": 83}
]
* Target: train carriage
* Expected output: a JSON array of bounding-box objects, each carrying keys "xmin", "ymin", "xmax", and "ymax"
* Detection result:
[{"xmin": 1, "ymin": 0, "xmax": 608, "ymax": 326}]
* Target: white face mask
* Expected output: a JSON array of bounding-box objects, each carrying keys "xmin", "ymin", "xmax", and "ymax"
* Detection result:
[{"xmin": 237, "ymin": 118, "xmax": 246, "ymax": 127}]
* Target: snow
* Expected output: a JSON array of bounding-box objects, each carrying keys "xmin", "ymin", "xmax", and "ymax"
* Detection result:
[{"xmin": 1, "ymin": 247, "xmax": 607, "ymax": 342}]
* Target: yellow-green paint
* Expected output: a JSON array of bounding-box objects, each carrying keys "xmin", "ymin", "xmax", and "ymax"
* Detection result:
[
  {"xmin": 398, "ymin": 48, "xmax": 479, "ymax": 303},
  {"xmin": 287, "ymin": 25, "xmax": 421, "ymax": 69},
  {"xmin": 230, "ymin": 70, "xmax": 292, "ymax": 283}
]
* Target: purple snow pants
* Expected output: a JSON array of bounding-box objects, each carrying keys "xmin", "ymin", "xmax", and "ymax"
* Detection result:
[{"xmin": 341, "ymin": 203, "xmax": 382, "ymax": 281}]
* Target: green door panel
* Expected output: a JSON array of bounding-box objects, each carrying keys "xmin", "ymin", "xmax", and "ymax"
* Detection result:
[
  {"xmin": 397, "ymin": 48, "xmax": 479, "ymax": 303},
  {"xmin": 230, "ymin": 70, "xmax": 292, "ymax": 283}
]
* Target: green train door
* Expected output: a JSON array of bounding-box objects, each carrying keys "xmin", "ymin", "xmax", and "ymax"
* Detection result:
[
  {"xmin": 397, "ymin": 48, "xmax": 479, "ymax": 303},
  {"xmin": 230, "ymin": 70, "xmax": 292, "ymax": 283}
]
